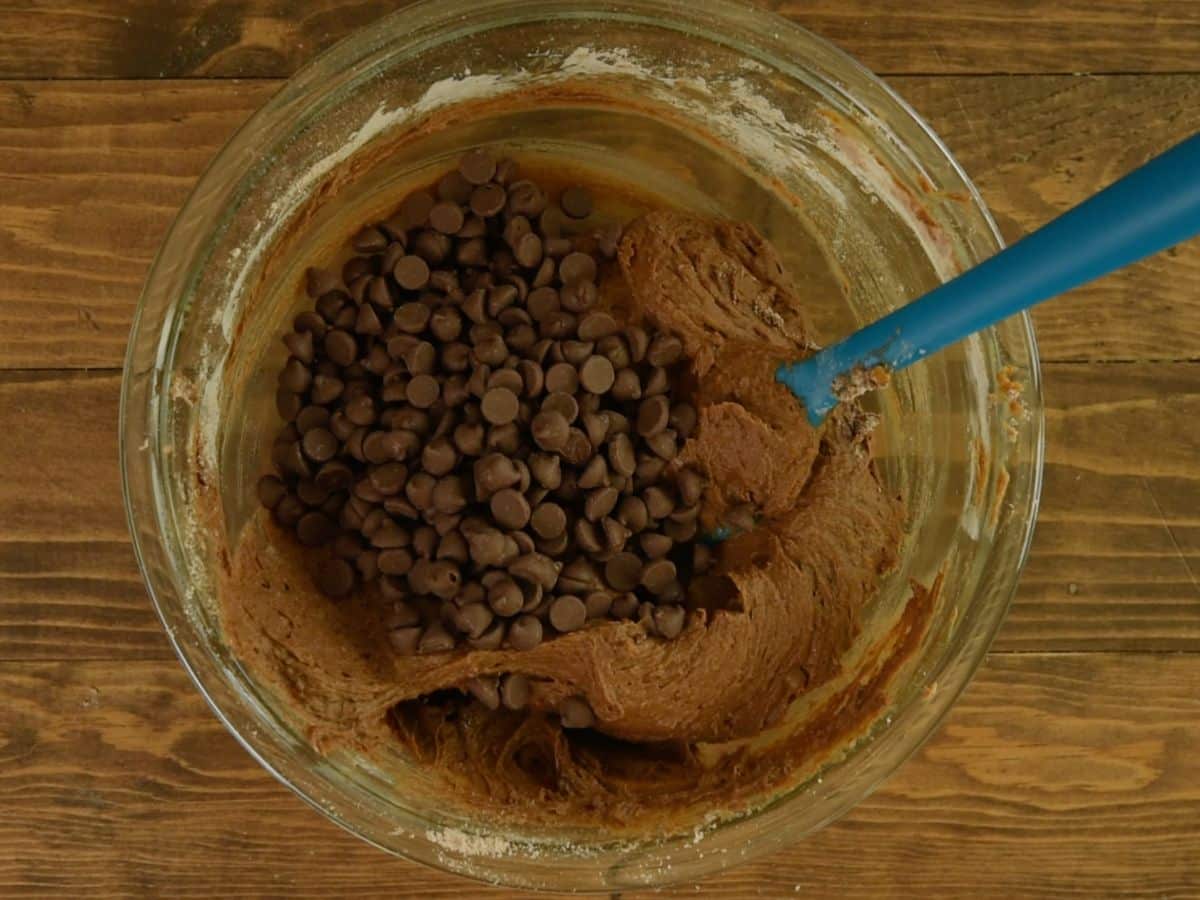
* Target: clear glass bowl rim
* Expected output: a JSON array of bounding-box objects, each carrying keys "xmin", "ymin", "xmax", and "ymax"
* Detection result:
[{"xmin": 120, "ymin": 0, "xmax": 1045, "ymax": 889}]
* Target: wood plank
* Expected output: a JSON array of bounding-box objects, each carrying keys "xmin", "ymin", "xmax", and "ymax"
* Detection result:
[
  {"xmin": 893, "ymin": 74, "xmax": 1200, "ymax": 363},
  {"xmin": 1003, "ymin": 363, "xmax": 1200, "ymax": 652},
  {"xmin": 0, "ymin": 653, "xmax": 1195, "ymax": 897},
  {"xmin": 0, "ymin": 363, "xmax": 1196, "ymax": 661},
  {"xmin": 1, "ymin": 1, "xmax": 1200, "ymax": 79},
  {"xmin": 3, "ymin": 76, "xmax": 1199, "ymax": 371},
  {"xmin": 0, "ymin": 80, "xmax": 275, "ymax": 370},
  {"xmin": 0, "ymin": 371, "xmax": 162, "ymax": 660}
]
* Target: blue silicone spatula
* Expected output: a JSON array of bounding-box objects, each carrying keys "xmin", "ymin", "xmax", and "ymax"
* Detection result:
[{"xmin": 776, "ymin": 132, "xmax": 1200, "ymax": 427}]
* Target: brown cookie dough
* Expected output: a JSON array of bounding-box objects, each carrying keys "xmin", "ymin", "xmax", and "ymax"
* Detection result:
[{"xmin": 219, "ymin": 208, "xmax": 916, "ymax": 828}]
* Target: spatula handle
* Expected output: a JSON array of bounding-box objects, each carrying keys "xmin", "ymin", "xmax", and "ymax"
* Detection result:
[{"xmin": 778, "ymin": 132, "xmax": 1200, "ymax": 425}]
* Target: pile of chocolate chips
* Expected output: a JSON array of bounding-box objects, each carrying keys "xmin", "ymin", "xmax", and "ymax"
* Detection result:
[{"xmin": 257, "ymin": 150, "xmax": 712, "ymax": 659}]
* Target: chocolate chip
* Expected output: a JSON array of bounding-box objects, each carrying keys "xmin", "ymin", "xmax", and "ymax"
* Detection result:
[
  {"xmin": 644, "ymin": 366, "xmax": 669, "ymax": 397},
  {"xmin": 295, "ymin": 512, "xmax": 336, "ymax": 546},
  {"xmin": 604, "ymin": 552, "xmax": 642, "ymax": 591},
  {"xmin": 454, "ymin": 602, "xmax": 494, "ymax": 639},
  {"xmin": 584, "ymin": 486, "xmax": 620, "ymax": 522},
  {"xmin": 647, "ymin": 429, "xmax": 679, "ymax": 461},
  {"xmin": 542, "ymin": 362, "xmax": 577, "ymax": 395},
  {"xmin": 602, "ymin": 516, "xmax": 631, "ymax": 550},
  {"xmin": 355, "ymin": 303, "xmax": 383, "ymax": 336},
  {"xmin": 584, "ymin": 591, "xmax": 613, "ymax": 619},
  {"xmin": 665, "ymin": 517, "xmax": 698, "ymax": 542},
  {"xmin": 256, "ymin": 475, "xmax": 288, "ymax": 509},
  {"xmin": 610, "ymin": 592, "xmax": 638, "ymax": 619},
  {"xmin": 531, "ymin": 410, "xmax": 570, "ymax": 452},
  {"xmin": 638, "ymin": 532, "xmax": 671, "ymax": 559},
  {"xmin": 526, "ymin": 501, "xmax": 566, "ymax": 539},
  {"xmin": 577, "ymin": 311, "xmax": 618, "ymax": 341},
  {"xmin": 560, "ymin": 280, "xmax": 597, "ymax": 314},
  {"xmin": 466, "ymin": 528, "xmax": 507, "ymax": 568},
  {"xmin": 647, "ymin": 333, "xmax": 684, "ymax": 366},
  {"xmin": 607, "ymin": 433, "xmax": 636, "ymax": 477},
  {"xmin": 385, "ymin": 600, "xmax": 420, "ymax": 629},
  {"xmin": 308, "ymin": 375, "xmax": 343, "ymax": 408},
  {"xmin": 557, "ymin": 340, "xmax": 589, "ymax": 366},
  {"xmin": 653, "ymin": 604, "xmax": 686, "ymax": 639},
  {"xmin": 560, "ymin": 429, "xmax": 592, "ymax": 467},
  {"xmin": 468, "ymin": 621, "xmax": 506, "ymax": 650},
  {"xmin": 299, "ymin": 427, "xmax": 336, "ymax": 463},
  {"xmin": 504, "ymin": 619, "xmax": 542, "ymax": 652},
  {"xmin": 429, "ymin": 201, "xmax": 465, "ymax": 235},
  {"xmin": 677, "ymin": 467, "xmax": 704, "ymax": 506},
  {"xmin": 394, "ymin": 255, "xmax": 431, "ymax": 290},
  {"xmin": 531, "ymin": 256, "xmax": 556, "ymax": 289},
  {"xmin": 488, "ymin": 577, "xmax": 523, "ymax": 617},
  {"xmin": 490, "ymin": 488, "xmax": 531, "ymax": 530},
  {"xmin": 389, "ymin": 626, "xmax": 421, "ymax": 655},
  {"xmin": 473, "ymin": 333, "xmax": 509, "ymax": 367},
  {"xmin": 293, "ymin": 310, "xmax": 328, "ymax": 337},
  {"xmin": 559, "ymin": 696, "xmax": 595, "ymax": 728},
  {"xmin": 404, "ymin": 340, "xmax": 437, "ymax": 375},
  {"xmin": 636, "ymin": 395, "xmax": 670, "ymax": 437},
  {"xmin": 636, "ymin": 454, "xmax": 666, "ymax": 486},
  {"xmin": 578, "ymin": 355, "xmax": 615, "ymax": 394},
  {"xmin": 611, "ymin": 368, "xmax": 641, "ymax": 401},
  {"xmin": 500, "ymin": 671, "xmax": 533, "ymax": 706},
  {"xmin": 558, "ymin": 252, "xmax": 597, "ymax": 285},
  {"xmin": 574, "ymin": 458, "xmax": 605, "ymax": 493},
  {"xmin": 514, "ymin": 232, "xmax": 543, "ymax": 269},
  {"xmin": 406, "ymin": 374, "xmax": 440, "ymax": 409},
  {"xmin": 323, "ymin": 330, "xmax": 357, "ymax": 367},
  {"xmin": 560, "ymin": 186, "xmax": 594, "ymax": 219},
  {"xmin": 466, "ymin": 676, "xmax": 500, "ymax": 709},
  {"xmin": 470, "ymin": 182, "xmax": 506, "ymax": 218},
  {"xmin": 414, "ymin": 559, "xmax": 463, "ymax": 600},
  {"xmin": 432, "ymin": 475, "xmax": 468, "ymax": 515},
  {"xmin": 506, "ymin": 180, "xmax": 546, "ymax": 218},
  {"xmin": 459, "ymin": 149, "xmax": 497, "ymax": 185},
  {"xmin": 549, "ymin": 594, "xmax": 587, "ymax": 633},
  {"xmin": 641, "ymin": 486, "xmax": 673, "ymax": 520},
  {"xmin": 508, "ymin": 552, "xmax": 561, "ymax": 589},
  {"xmin": 641, "ymin": 558, "xmax": 677, "ymax": 595},
  {"xmin": 418, "ymin": 623, "xmax": 456, "ymax": 653},
  {"xmin": 474, "ymin": 453, "xmax": 521, "ymax": 498},
  {"xmin": 541, "ymin": 392, "xmax": 578, "ymax": 425},
  {"xmin": 378, "ymin": 548, "xmax": 414, "ymax": 575},
  {"xmin": 481, "ymin": 387, "xmax": 519, "ymax": 425},
  {"xmin": 295, "ymin": 405, "xmax": 330, "ymax": 436},
  {"xmin": 456, "ymin": 234, "xmax": 489, "ymax": 266}
]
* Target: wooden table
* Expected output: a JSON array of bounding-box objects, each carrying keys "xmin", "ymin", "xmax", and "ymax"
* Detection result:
[{"xmin": 1, "ymin": 2, "xmax": 1198, "ymax": 896}]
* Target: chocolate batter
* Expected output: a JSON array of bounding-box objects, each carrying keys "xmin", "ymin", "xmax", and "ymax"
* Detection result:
[{"xmin": 220, "ymin": 209, "xmax": 915, "ymax": 828}]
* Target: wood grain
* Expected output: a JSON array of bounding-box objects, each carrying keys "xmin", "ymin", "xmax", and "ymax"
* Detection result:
[
  {"xmin": 896, "ymin": 74, "xmax": 1200, "ymax": 364},
  {"xmin": 0, "ymin": 371, "xmax": 161, "ymax": 660},
  {"xmin": 1, "ymin": 364, "xmax": 1196, "ymax": 661},
  {"xmin": 0, "ymin": 652, "xmax": 1195, "ymax": 897},
  {"xmin": 3, "ymin": 76, "xmax": 1199, "ymax": 371},
  {"xmin": 0, "ymin": 80, "xmax": 275, "ymax": 370},
  {"xmin": 1007, "ymin": 363, "xmax": 1200, "ymax": 652},
  {"xmin": 1, "ymin": 1, "xmax": 1200, "ymax": 79}
]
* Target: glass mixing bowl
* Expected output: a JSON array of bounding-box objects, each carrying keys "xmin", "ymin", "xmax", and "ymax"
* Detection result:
[{"xmin": 120, "ymin": 0, "xmax": 1044, "ymax": 890}]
